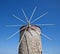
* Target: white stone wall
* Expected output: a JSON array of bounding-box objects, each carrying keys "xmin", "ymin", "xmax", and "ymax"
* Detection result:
[{"xmin": 19, "ymin": 26, "xmax": 42, "ymax": 54}]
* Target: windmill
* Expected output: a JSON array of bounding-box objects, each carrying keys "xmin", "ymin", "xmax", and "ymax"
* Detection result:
[{"xmin": 6, "ymin": 7, "xmax": 55, "ymax": 54}]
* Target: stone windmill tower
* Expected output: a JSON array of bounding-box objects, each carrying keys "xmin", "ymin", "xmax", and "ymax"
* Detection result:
[
  {"xmin": 7, "ymin": 7, "xmax": 54, "ymax": 54},
  {"xmin": 19, "ymin": 24, "xmax": 42, "ymax": 54}
]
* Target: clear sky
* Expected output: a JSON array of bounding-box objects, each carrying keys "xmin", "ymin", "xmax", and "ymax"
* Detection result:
[{"xmin": 0, "ymin": 0, "xmax": 60, "ymax": 54}]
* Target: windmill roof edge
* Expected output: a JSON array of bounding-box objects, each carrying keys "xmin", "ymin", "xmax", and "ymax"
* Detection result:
[{"xmin": 20, "ymin": 25, "xmax": 40, "ymax": 29}]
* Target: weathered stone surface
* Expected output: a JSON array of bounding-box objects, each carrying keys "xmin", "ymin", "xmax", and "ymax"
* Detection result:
[{"xmin": 19, "ymin": 26, "xmax": 42, "ymax": 54}]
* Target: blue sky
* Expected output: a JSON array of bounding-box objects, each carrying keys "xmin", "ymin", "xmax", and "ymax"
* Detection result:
[{"xmin": 0, "ymin": 0, "xmax": 60, "ymax": 54}]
